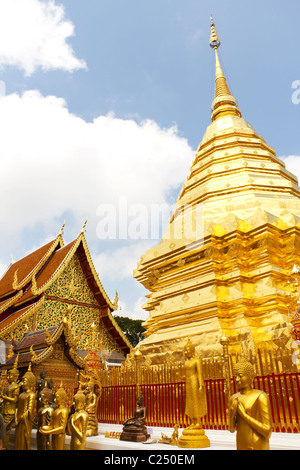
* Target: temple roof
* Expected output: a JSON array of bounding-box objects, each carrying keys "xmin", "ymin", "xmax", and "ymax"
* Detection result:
[
  {"xmin": 0, "ymin": 236, "xmax": 63, "ymax": 299},
  {"xmin": 4, "ymin": 322, "xmax": 85, "ymax": 370},
  {"xmin": 0, "ymin": 225, "xmax": 131, "ymax": 354}
]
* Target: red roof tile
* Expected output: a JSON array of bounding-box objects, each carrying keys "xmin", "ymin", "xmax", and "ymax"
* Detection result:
[{"xmin": 0, "ymin": 239, "xmax": 58, "ymax": 298}]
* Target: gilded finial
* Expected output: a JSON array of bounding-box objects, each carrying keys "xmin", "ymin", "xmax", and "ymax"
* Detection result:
[
  {"xmin": 13, "ymin": 353, "xmax": 19, "ymax": 369},
  {"xmin": 209, "ymin": 14, "xmax": 221, "ymax": 49},
  {"xmin": 209, "ymin": 15, "xmax": 241, "ymax": 122}
]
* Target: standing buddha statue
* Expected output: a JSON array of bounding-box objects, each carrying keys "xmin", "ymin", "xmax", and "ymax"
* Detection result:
[
  {"xmin": 39, "ymin": 383, "xmax": 69, "ymax": 450},
  {"xmin": 68, "ymin": 388, "xmax": 89, "ymax": 450},
  {"xmin": 85, "ymin": 378, "xmax": 99, "ymax": 436},
  {"xmin": 178, "ymin": 337, "xmax": 210, "ymax": 448},
  {"xmin": 0, "ymin": 355, "xmax": 20, "ymax": 450},
  {"xmin": 14, "ymin": 363, "xmax": 36, "ymax": 450},
  {"xmin": 35, "ymin": 387, "xmax": 54, "ymax": 450}
]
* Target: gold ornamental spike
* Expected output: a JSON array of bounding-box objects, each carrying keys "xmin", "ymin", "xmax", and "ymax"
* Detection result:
[
  {"xmin": 209, "ymin": 14, "xmax": 221, "ymax": 49},
  {"xmin": 13, "ymin": 352, "xmax": 19, "ymax": 370},
  {"xmin": 209, "ymin": 15, "xmax": 241, "ymax": 122}
]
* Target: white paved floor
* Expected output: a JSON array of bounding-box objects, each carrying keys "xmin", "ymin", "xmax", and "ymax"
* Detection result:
[
  {"xmin": 7, "ymin": 422, "xmax": 299, "ymax": 451},
  {"xmin": 87, "ymin": 423, "xmax": 299, "ymax": 451}
]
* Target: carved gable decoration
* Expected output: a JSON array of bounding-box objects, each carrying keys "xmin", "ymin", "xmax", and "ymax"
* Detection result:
[{"xmin": 0, "ymin": 227, "xmax": 131, "ymax": 362}]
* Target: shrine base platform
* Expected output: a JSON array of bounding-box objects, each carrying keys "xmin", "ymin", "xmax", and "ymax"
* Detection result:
[{"xmin": 7, "ymin": 423, "xmax": 299, "ymax": 450}]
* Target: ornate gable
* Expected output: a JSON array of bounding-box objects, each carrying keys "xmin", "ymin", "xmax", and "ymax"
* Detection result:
[{"xmin": 0, "ymin": 226, "xmax": 131, "ymax": 360}]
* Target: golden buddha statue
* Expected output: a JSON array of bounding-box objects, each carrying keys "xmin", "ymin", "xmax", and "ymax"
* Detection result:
[
  {"xmin": 35, "ymin": 387, "xmax": 54, "ymax": 450},
  {"xmin": 0, "ymin": 356, "xmax": 20, "ymax": 450},
  {"xmin": 178, "ymin": 338, "xmax": 210, "ymax": 448},
  {"xmin": 0, "ymin": 412, "xmax": 6, "ymax": 450},
  {"xmin": 14, "ymin": 364, "xmax": 36, "ymax": 450},
  {"xmin": 85, "ymin": 378, "xmax": 99, "ymax": 437},
  {"xmin": 171, "ymin": 424, "xmax": 179, "ymax": 446},
  {"xmin": 229, "ymin": 359, "xmax": 272, "ymax": 450},
  {"xmin": 40, "ymin": 383, "xmax": 69, "ymax": 450},
  {"xmin": 78, "ymin": 366, "xmax": 101, "ymax": 437},
  {"xmin": 68, "ymin": 389, "xmax": 89, "ymax": 450}
]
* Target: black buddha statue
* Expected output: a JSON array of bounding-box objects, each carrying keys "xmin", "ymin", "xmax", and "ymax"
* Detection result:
[{"xmin": 120, "ymin": 392, "xmax": 149, "ymax": 442}]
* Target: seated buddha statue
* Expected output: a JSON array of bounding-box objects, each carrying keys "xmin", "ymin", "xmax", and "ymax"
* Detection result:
[{"xmin": 120, "ymin": 392, "xmax": 148, "ymax": 442}]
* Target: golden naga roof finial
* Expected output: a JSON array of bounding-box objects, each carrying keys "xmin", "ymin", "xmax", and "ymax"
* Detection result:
[
  {"xmin": 113, "ymin": 290, "xmax": 119, "ymax": 310},
  {"xmin": 12, "ymin": 269, "xmax": 19, "ymax": 290},
  {"xmin": 30, "ymin": 345, "xmax": 38, "ymax": 362},
  {"xmin": 59, "ymin": 221, "xmax": 65, "ymax": 236},
  {"xmin": 81, "ymin": 217, "xmax": 88, "ymax": 234}
]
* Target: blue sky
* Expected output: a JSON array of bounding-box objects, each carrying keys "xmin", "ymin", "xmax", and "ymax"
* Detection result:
[{"xmin": 0, "ymin": 0, "xmax": 299, "ymax": 320}]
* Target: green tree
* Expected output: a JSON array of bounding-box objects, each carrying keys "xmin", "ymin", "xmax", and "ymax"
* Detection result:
[{"xmin": 114, "ymin": 315, "xmax": 146, "ymax": 347}]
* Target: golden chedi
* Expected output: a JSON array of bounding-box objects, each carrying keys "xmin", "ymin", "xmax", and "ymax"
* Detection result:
[{"xmin": 134, "ymin": 17, "xmax": 300, "ymax": 363}]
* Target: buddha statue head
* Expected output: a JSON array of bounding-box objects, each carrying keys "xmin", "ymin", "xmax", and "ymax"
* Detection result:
[
  {"xmin": 22, "ymin": 363, "xmax": 36, "ymax": 391},
  {"xmin": 74, "ymin": 388, "xmax": 86, "ymax": 410},
  {"xmin": 232, "ymin": 359, "xmax": 255, "ymax": 391},
  {"xmin": 55, "ymin": 383, "xmax": 68, "ymax": 406},
  {"xmin": 184, "ymin": 337, "xmax": 195, "ymax": 359},
  {"xmin": 39, "ymin": 387, "xmax": 52, "ymax": 406}
]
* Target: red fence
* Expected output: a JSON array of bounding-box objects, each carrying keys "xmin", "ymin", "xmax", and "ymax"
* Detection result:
[{"xmin": 97, "ymin": 373, "xmax": 300, "ymax": 433}]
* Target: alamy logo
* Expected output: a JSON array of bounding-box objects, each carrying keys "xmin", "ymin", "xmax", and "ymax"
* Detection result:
[
  {"xmin": 96, "ymin": 197, "xmax": 205, "ymax": 250},
  {"xmin": 291, "ymin": 80, "xmax": 300, "ymax": 104},
  {"xmin": 291, "ymin": 340, "xmax": 300, "ymax": 365}
]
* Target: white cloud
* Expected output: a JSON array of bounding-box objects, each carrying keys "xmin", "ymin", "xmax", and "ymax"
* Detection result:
[
  {"xmin": 94, "ymin": 242, "xmax": 154, "ymax": 282},
  {"xmin": 0, "ymin": 0, "xmax": 86, "ymax": 75},
  {"xmin": 0, "ymin": 88, "xmax": 193, "ymax": 262},
  {"xmin": 0, "ymin": 88, "xmax": 193, "ymax": 319},
  {"xmin": 280, "ymin": 155, "xmax": 300, "ymax": 183},
  {"xmin": 0, "ymin": 263, "xmax": 7, "ymax": 278},
  {"xmin": 114, "ymin": 296, "xmax": 148, "ymax": 321}
]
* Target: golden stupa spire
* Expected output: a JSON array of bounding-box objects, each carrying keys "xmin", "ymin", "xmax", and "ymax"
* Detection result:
[{"xmin": 209, "ymin": 15, "xmax": 241, "ymax": 122}]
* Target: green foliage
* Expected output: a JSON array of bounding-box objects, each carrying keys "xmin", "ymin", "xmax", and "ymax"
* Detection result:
[{"xmin": 114, "ymin": 315, "xmax": 146, "ymax": 347}]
